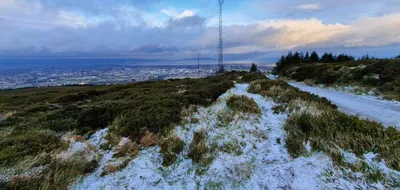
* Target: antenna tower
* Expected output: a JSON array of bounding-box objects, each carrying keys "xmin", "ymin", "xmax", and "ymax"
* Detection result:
[{"xmin": 217, "ymin": 0, "xmax": 224, "ymax": 73}]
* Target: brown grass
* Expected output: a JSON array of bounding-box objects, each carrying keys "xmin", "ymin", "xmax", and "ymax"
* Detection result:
[
  {"xmin": 113, "ymin": 139, "xmax": 139, "ymax": 158},
  {"xmin": 139, "ymin": 132, "xmax": 158, "ymax": 147}
]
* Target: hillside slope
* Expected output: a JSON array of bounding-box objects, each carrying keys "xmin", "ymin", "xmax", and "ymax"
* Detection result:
[{"xmin": 1, "ymin": 73, "xmax": 399, "ymax": 189}]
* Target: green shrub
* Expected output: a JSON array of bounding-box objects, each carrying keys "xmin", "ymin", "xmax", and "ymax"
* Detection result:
[
  {"xmin": 380, "ymin": 63, "xmax": 400, "ymax": 82},
  {"xmin": 240, "ymin": 72, "xmax": 267, "ymax": 83},
  {"xmin": 0, "ymin": 130, "xmax": 62, "ymax": 167},
  {"xmin": 315, "ymin": 70, "xmax": 341, "ymax": 84},
  {"xmin": 77, "ymin": 106, "xmax": 115, "ymax": 133}
]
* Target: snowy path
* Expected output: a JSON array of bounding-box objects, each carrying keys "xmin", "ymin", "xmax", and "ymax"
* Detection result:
[
  {"xmin": 268, "ymin": 75, "xmax": 400, "ymax": 128},
  {"xmin": 288, "ymin": 82, "xmax": 400, "ymax": 128}
]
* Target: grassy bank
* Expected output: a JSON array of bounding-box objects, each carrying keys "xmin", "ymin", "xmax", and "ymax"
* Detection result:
[
  {"xmin": 248, "ymin": 79, "xmax": 400, "ymax": 172},
  {"xmin": 275, "ymin": 57, "xmax": 400, "ymax": 100}
]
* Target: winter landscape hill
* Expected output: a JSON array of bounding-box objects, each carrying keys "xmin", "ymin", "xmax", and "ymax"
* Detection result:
[{"xmin": 0, "ymin": 71, "xmax": 399, "ymax": 189}]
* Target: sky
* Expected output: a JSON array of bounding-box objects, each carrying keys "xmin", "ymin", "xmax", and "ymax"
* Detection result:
[{"xmin": 0, "ymin": 0, "xmax": 400, "ymax": 62}]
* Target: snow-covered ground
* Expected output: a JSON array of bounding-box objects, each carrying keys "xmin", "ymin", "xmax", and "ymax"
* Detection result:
[{"xmin": 69, "ymin": 83, "xmax": 399, "ymax": 189}]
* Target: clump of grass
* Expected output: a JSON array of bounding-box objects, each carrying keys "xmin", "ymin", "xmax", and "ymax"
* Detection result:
[
  {"xmin": 100, "ymin": 164, "xmax": 120, "ymax": 177},
  {"xmin": 226, "ymin": 95, "xmax": 261, "ymax": 115},
  {"xmin": 219, "ymin": 139, "xmax": 243, "ymax": 156},
  {"xmin": 113, "ymin": 139, "xmax": 139, "ymax": 158},
  {"xmin": 100, "ymin": 158, "xmax": 131, "ymax": 177},
  {"xmin": 139, "ymin": 132, "xmax": 158, "ymax": 147},
  {"xmin": 158, "ymin": 135, "xmax": 184, "ymax": 166},
  {"xmin": 248, "ymin": 79, "xmax": 336, "ymax": 109},
  {"xmin": 188, "ymin": 129, "xmax": 209, "ymax": 164},
  {"xmin": 216, "ymin": 109, "xmax": 234, "ymax": 128},
  {"xmin": 38, "ymin": 152, "xmax": 98, "ymax": 190},
  {"xmin": 272, "ymin": 105, "xmax": 286, "ymax": 114},
  {"xmin": 284, "ymin": 111, "xmax": 400, "ymax": 170},
  {"xmin": 8, "ymin": 175, "xmax": 42, "ymax": 190},
  {"xmin": 100, "ymin": 131, "xmax": 121, "ymax": 151}
]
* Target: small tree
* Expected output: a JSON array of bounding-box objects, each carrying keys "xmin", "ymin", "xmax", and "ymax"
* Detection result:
[
  {"xmin": 304, "ymin": 52, "xmax": 310, "ymax": 63},
  {"xmin": 250, "ymin": 63, "xmax": 258, "ymax": 73},
  {"xmin": 310, "ymin": 51, "xmax": 320, "ymax": 63},
  {"xmin": 396, "ymin": 54, "xmax": 400, "ymax": 59}
]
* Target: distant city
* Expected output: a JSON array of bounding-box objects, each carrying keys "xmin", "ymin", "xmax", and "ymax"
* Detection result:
[{"xmin": 0, "ymin": 57, "xmax": 273, "ymax": 89}]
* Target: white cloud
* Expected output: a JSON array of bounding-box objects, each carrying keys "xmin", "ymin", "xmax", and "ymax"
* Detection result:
[
  {"xmin": 295, "ymin": 3, "xmax": 321, "ymax": 11},
  {"xmin": 190, "ymin": 12, "xmax": 400, "ymax": 54},
  {"xmin": 343, "ymin": 13, "xmax": 400, "ymax": 47},
  {"xmin": 161, "ymin": 7, "xmax": 178, "ymax": 18},
  {"xmin": 0, "ymin": 0, "xmax": 91, "ymax": 29},
  {"xmin": 177, "ymin": 10, "xmax": 196, "ymax": 19},
  {"xmin": 161, "ymin": 8, "xmax": 197, "ymax": 20}
]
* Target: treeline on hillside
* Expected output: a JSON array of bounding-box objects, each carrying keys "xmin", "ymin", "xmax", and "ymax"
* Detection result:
[{"xmin": 275, "ymin": 51, "xmax": 356, "ymax": 73}]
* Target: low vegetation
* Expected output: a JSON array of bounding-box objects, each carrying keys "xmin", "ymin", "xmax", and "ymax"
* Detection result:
[
  {"xmin": 0, "ymin": 71, "xmax": 266, "ymax": 189},
  {"xmin": 248, "ymin": 79, "xmax": 336, "ymax": 109},
  {"xmin": 226, "ymin": 95, "xmax": 261, "ymax": 115},
  {"xmin": 249, "ymin": 79, "xmax": 400, "ymax": 171},
  {"xmin": 188, "ymin": 129, "xmax": 209, "ymax": 164},
  {"xmin": 274, "ymin": 52, "xmax": 400, "ymax": 100},
  {"xmin": 158, "ymin": 135, "xmax": 184, "ymax": 166}
]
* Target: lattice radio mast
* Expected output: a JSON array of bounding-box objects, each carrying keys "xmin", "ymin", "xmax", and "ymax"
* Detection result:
[{"xmin": 217, "ymin": 0, "xmax": 224, "ymax": 73}]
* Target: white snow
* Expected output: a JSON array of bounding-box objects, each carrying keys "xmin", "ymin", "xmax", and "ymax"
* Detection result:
[{"xmin": 322, "ymin": 150, "xmax": 400, "ymax": 189}]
